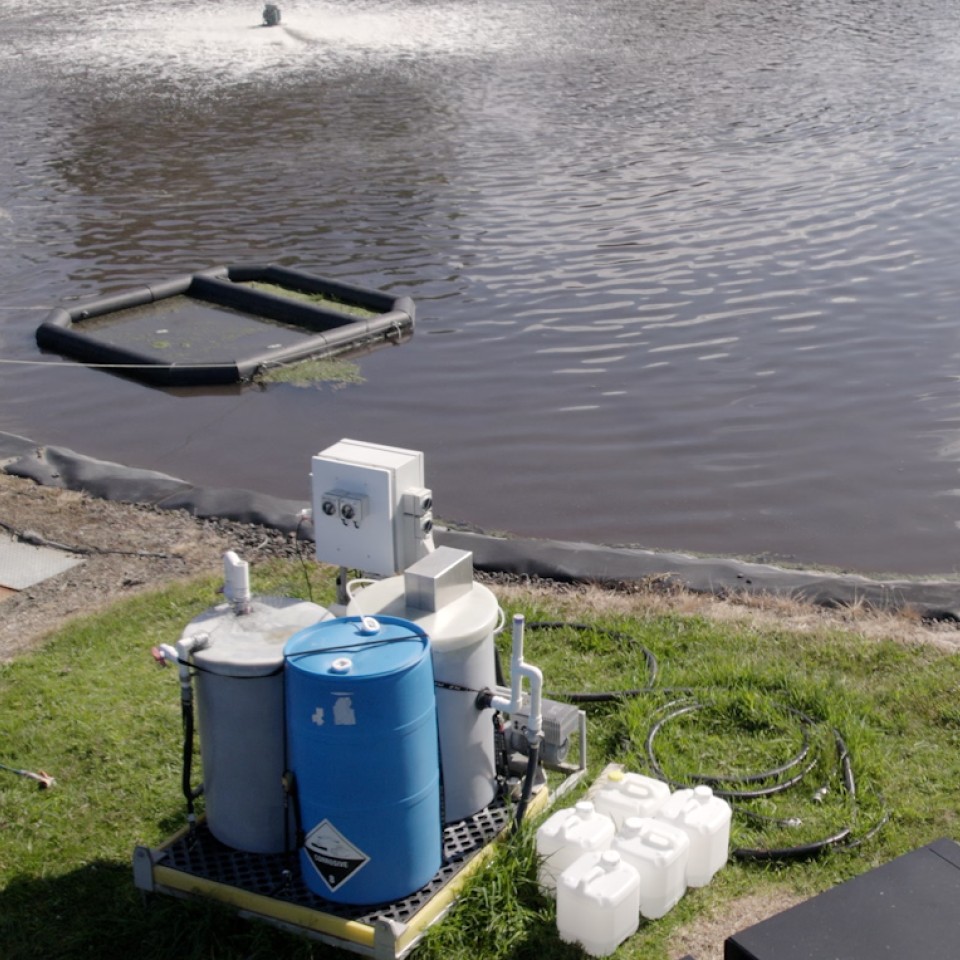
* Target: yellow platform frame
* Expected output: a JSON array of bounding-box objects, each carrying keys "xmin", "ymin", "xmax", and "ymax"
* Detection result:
[{"xmin": 133, "ymin": 760, "xmax": 586, "ymax": 959}]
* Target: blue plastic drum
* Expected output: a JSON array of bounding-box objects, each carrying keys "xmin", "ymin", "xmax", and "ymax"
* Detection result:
[{"xmin": 284, "ymin": 615, "xmax": 441, "ymax": 904}]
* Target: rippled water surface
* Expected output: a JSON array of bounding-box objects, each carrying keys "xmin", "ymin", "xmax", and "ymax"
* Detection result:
[{"xmin": 3, "ymin": 0, "xmax": 960, "ymax": 574}]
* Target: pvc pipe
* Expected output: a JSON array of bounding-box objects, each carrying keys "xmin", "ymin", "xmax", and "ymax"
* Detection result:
[
  {"xmin": 157, "ymin": 634, "xmax": 210, "ymax": 824},
  {"xmin": 489, "ymin": 614, "xmax": 544, "ymax": 745},
  {"xmin": 156, "ymin": 633, "xmax": 209, "ymax": 693},
  {"xmin": 223, "ymin": 551, "xmax": 251, "ymax": 614}
]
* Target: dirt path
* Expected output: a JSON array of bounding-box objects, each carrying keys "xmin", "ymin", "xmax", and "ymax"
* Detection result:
[{"xmin": 0, "ymin": 473, "xmax": 303, "ymax": 662}]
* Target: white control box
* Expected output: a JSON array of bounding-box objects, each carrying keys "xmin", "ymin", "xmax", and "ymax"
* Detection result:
[{"xmin": 311, "ymin": 439, "xmax": 434, "ymax": 575}]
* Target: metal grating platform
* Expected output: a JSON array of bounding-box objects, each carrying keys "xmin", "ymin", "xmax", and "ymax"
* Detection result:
[{"xmin": 134, "ymin": 791, "xmax": 551, "ymax": 960}]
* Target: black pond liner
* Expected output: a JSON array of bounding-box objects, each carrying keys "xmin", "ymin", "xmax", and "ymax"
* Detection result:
[
  {"xmin": 2, "ymin": 431, "xmax": 960, "ymax": 622},
  {"xmin": 35, "ymin": 264, "xmax": 415, "ymax": 387}
]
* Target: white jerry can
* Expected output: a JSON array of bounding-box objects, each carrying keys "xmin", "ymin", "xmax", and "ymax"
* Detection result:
[
  {"xmin": 654, "ymin": 785, "xmax": 732, "ymax": 887},
  {"xmin": 556, "ymin": 850, "xmax": 641, "ymax": 957},
  {"xmin": 536, "ymin": 800, "xmax": 616, "ymax": 893},
  {"xmin": 592, "ymin": 769, "xmax": 671, "ymax": 829},
  {"xmin": 613, "ymin": 816, "xmax": 690, "ymax": 919}
]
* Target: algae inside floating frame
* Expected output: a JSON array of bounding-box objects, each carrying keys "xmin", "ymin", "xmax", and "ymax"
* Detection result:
[
  {"xmin": 243, "ymin": 281, "xmax": 380, "ymax": 318},
  {"xmin": 254, "ymin": 357, "xmax": 365, "ymax": 386}
]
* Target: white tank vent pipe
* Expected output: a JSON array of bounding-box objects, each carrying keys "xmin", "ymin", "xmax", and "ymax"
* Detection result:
[
  {"xmin": 223, "ymin": 550, "xmax": 252, "ymax": 615},
  {"xmin": 487, "ymin": 614, "xmax": 543, "ymax": 746}
]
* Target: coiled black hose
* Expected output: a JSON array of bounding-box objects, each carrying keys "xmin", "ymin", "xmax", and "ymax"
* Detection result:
[
  {"xmin": 643, "ymin": 696, "xmax": 886, "ymax": 861},
  {"xmin": 522, "ymin": 620, "xmax": 887, "ymax": 862}
]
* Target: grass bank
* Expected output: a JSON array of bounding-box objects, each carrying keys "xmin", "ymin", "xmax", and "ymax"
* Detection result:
[{"xmin": 2, "ymin": 562, "xmax": 959, "ymax": 960}]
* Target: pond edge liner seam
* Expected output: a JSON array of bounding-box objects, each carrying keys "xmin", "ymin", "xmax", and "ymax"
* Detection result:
[{"xmin": 2, "ymin": 431, "xmax": 959, "ymax": 621}]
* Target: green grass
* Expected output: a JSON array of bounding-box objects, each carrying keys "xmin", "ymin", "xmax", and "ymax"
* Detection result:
[
  {"xmin": 242, "ymin": 282, "xmax": 380, "ymax": 319},
  {"xmin": 254, "ymin": 357, "xmax": 365, "ymax": 387},
  {"xmin": 3, "ymin": 565, "xmax": 960, "ymax": 959}
]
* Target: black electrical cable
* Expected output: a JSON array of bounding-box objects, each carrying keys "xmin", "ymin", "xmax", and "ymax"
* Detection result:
[
  {"xmin": 733, "ymin": 827, "xmax": 853, "ymax": 862},
  {"xmin": 181, "ymin": 697, "xmax": 193, "ymax": 813},
  {"xmin": 284, "ymin": 633, "xmax": 427, "ymax": 664},
  {"xmin": 512, "ymin": 739, "xmax": 541, "ymax": 833},
  {"xmin": 180, "ymin": 692, "xmax": 203, "ymax": 821},
  {"xmin": 643, "ymin": 697, "xmax": 884, "ymax": 862},
  {"xmin": 645, "ymin": 700, "xmax": 818, "ymax": 799},
  {"xmin": 284, "ymin": 769, "xmax": 305, "ymax": 850},
  {"xmin": 294, "ymin": 512, "xmax": 314, "ymax": 603},
  {"xmin": 182, "ymin": 657, "xmax": 284, "ymax": 679},
  {"xmin": 525, "ymin": 620, "xmax": 659, "ymax": 691},
  {"xmin": 519, "ymin": 619, "xmax": 886, "ymax": 862}
]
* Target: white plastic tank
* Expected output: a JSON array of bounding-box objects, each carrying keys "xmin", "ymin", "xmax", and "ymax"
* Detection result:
[
  {"xmin": 654, "ymin": 785, "xmax": 732, "ymax": 887},
  {"xmin": 185, "ymin": 591, "xmax": 330, "ymax": 854},
  {"xmin": 556, "ymin": 850, "xmax": 640, "ymax": 957},
  {"xmin": 613, "ymin": 816, "xmax": 690, "ymax": 919},
  {"xmin": 536, "ymin": 800, "xmax": 616, "ymax": 892},
  {"xmin": 591, "ymin": 768, "xmax": 671, "ymax": 829},
  {"xmin": 346, "ymin": 547, "xmax": 500, "ymax": 823}
]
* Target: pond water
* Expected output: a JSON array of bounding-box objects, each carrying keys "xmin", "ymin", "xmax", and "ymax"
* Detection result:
[{"xmin": 3, "ymin": 0, "xmax": 960, "ymax": 575}]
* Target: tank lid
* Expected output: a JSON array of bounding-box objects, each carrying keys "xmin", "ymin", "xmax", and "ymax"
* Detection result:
[
  {"xmin": 600, "ymin": 850, "xmax": 621, "ymax": 870},
  {"xmin": 345, "ymin": 576, "xmax": 499, "ymax": 650},
  {"xmin": 185, "ymin": 597, "xmax": 330, "ymax": 677},
  {"xmin": 284, "ymin": 615, "xmax": 429, "ymax": 679}
]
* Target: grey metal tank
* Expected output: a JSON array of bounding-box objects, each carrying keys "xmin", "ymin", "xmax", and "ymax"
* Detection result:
[{"xmin": 181, "ymin": 554, "xmax": 330, "ymax": 853}]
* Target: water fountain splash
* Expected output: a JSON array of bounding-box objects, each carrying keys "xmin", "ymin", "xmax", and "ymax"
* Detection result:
[{"xmin": 8, "ymin": 0, "xmax": 541, "ymax": 90}]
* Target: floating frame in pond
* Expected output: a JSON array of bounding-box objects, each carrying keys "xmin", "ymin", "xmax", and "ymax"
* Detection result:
[{"xmin": 35, "ymin": 264, "xmax": 415, "ymax": 387}]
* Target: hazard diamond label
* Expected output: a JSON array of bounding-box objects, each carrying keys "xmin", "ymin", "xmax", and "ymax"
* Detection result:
[{"xmin": 303, "ymin": 819, "xmax": 370, "ymax": 893}]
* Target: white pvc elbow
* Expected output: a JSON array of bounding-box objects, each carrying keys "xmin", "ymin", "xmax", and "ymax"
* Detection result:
[{"xmin": 489, "ymin": 614, "xmax": 544, "ymax": 746}]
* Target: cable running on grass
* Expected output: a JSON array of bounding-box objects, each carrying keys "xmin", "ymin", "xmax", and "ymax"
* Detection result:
[{"xmin": 523, "ymin": 619, "xmax": 888, "ymax": 863}]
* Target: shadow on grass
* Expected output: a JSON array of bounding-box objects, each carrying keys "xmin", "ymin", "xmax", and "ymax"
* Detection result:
[
  {"xmin": 0, "ymin": 858, "xmax": 338, "ymax": 960},
  {"xmin": 0, "ymin": 857, "xmax": 576, "ymax": 960}
]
